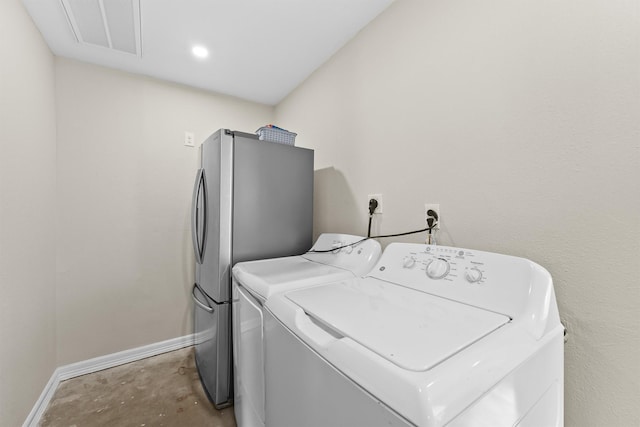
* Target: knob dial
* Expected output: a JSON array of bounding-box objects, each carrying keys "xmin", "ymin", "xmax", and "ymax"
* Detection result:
[
  {"xmin": 331, "ymin": 242, "xmax": 342, "ymax": 253},
  {"xmin": 402, "ymin": 256, "xmax": 416, "ymax": 269},
  {"xmin": 465, "ymin": 267, "xmax": 483, "ymax": 283},
  {"xmin": 426, "ymin": 258, "xmax": 450, "ymax": 279},
  {"xmin": 344, "ymin": 245, "xmax": 353, "ymax": 254}
]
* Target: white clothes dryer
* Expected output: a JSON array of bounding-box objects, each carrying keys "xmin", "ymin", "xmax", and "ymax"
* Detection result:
[
  {"xmin": 231, "ymin": 233, "xmax": 382, "ymax": 427},
  {"xmin": 264, "ymin": 243, "xmax": 564, "ymax": 427}
]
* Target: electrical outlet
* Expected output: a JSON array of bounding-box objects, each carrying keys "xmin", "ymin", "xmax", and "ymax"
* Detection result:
[
  {"xmin": 368, "ymin": 194, "xmax": 383, "ymax": 214},
  {"xmin": 424, "ymin": 203, "xmax": 440, "ymax": 228},
  {"xmin": 184, "ymin": 131, "xmax": 195, "ymax": 147}
]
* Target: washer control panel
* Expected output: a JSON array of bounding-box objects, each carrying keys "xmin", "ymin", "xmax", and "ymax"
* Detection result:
[
  {"xmin": 393, "ymin": 245, "xmax": 488, "ymax": 285},
  {"xmin": 368, "ymin": 243, "xmax": 553, "ymax": 319}
]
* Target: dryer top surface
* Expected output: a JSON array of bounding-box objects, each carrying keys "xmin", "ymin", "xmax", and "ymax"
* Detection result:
[
  {"xmin": 233, "ymin": 256, "xmax": 351, "ymax": 300},
  {"xmin": 232, "ymin": 233, "xmax": 381, "ymax": 300}
]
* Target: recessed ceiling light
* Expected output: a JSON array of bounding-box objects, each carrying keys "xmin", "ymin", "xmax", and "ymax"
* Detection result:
[{"xmin": 192, "ymin": 45, "xmax": 209, "ymax": 59}]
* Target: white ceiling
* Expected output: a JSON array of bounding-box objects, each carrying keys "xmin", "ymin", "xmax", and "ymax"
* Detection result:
[{"xmin": 22, "ymin": 0, "xmax": 393, "ymax": 105}]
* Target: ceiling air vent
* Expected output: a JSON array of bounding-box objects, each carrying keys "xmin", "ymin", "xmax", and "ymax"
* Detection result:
[{"xmin": 61, "ymin": 0, "xmax": 142, "ymax": 56}]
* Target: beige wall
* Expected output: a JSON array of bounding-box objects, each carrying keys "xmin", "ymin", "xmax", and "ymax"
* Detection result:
[
  {"xmin": 55, "ymin": 58, "xmax": 274, "ymax": 365},
  {"xmin": 276, "ymin": 0, "xmax": 640, "ymax": 426},
  {"xmin": 4, "ymin": 0, "xmax": 638, "ymax": 424},
  {"xmin": 0, "ymin": 0, "xmax": 57, "ymax": 425}
]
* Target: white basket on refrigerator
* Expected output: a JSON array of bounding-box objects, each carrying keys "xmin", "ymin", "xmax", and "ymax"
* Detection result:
[{"xmin": 256, "ymin": 126, "xmax": 297, "ymax": 146}]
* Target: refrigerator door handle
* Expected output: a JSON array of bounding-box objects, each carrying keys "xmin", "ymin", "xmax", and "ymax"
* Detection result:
[
  {"xmin": 191, "ymin": 168, "xmax": 208, "ymax": 264},
  {"xmin": 192, "ymin": 283, "xmax": 214, "ymax": 313}
]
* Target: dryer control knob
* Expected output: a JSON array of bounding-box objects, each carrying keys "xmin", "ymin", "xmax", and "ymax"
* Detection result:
[
  {"xmin": 344, "ymin": 245, "xmax": 354, "ymax": 254},
  {"xmin": 426, "ymin": 258, "xmax": 450, "ymax": 279},
  {"xmin": 331, "ymin": 242, "xmax": 342, "ymax": 253},
  {"xmin": 465, "ymin": 267, "xmax": 483, "ymax": 283},
  {"xmin": 402, "ymin": 256, "xmax": 416, "ymax": 269}
]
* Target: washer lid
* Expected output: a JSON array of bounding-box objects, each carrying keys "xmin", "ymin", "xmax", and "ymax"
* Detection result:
[
  {"xmin": 232, "ymin": 257, "xmax": 352, "ymax": 300},
  {"xmin": 286, "ymin": 279, "xmax": 510, "ymax": 371}
]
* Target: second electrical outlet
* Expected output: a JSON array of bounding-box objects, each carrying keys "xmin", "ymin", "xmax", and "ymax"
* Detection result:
[
  {"xmin": 425, "ymin": 204, "xmax": 441, "ymax": 228},
  {"xmin": 368, "ymin": 194, "xmax": 383, "ymax": 214}
]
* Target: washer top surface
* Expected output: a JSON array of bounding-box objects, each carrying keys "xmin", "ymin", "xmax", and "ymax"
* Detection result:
[
  {"xmin": 232, "ymin": 233, "xmax": 381, "ymax": 300},
  {"xmin": 286, "ymin": 279, "xmax": 510, "ymax": 371}
]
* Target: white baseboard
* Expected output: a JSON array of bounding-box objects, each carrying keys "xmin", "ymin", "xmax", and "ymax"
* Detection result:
[
  {"xmin": 22, "ymin": 369, "xmax": 61, "ymax": 427},
  {"xmin": 23, "ymin": 334, "xmax": 195, "ymax": 427}
]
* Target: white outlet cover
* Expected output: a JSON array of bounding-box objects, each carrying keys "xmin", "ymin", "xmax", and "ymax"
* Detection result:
[{"xmin": 184, "ymin": 131, "xmax": 195, "ymax": 147}]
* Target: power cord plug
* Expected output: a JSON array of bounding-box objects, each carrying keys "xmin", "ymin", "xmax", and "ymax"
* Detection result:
[
  {"xmin": 369, "ymin": 198, "xmax": 379, "ymax": 216},
  {"xmin": 367, "ymin": 198, "xmax": 379, "ymax": 237},
  {"xmin": 426, "ymin": 209, "xmax": 439, "ymax": 244},
  {"xmin": 426, "ymin": 209, "xmax": 439, "ymax": 225}
]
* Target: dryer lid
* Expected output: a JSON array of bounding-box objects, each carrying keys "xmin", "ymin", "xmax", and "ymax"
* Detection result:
[
  {"xmin": 285, "ymin": 279, "xmax": 510, "ymax": 371},
  {"xmin": 232, "ymin": 257, "xmax": 351, "ymax": 300}
]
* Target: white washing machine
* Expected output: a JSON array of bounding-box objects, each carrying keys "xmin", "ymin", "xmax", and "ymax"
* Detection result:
[
  {"xmin": 264, "ymin": 243, "xmax": 564, "ymax": 427},
  {"xmin": 231, "ymin": 233, "xmax": 382, "ymax": 427}
]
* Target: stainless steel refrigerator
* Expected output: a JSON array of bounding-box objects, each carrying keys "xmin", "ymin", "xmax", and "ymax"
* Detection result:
[{"xmin": 190, "ymin": 129, "xmax": 313, "ymax": 408}]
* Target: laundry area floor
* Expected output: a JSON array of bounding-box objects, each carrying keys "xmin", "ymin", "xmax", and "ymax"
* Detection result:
[{"xmin": 40, "ymin": 347, "xmax": 236, "ymax": 427}]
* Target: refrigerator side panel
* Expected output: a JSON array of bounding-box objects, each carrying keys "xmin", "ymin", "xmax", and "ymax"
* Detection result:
[{"xmin": 232, "ymin": 137, "xmax": 314, "ymax": 263}]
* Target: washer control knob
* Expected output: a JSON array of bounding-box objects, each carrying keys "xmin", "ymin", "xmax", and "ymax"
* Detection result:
[
  {"xmin": 402, "ymin": 256, "xmax": 416, "ymax": 269},
  {"xmin": 426, "ymin": 258, "xmax": 450, "ymax": 279},
  {"xmin": 465, "ymin": 267, "xmax": 483, "ymax": 283},
  {"xmin": 331, "ymin": 242, "xmax": 342, "ymax": 253},
  {"xmin": 344, "ymin": 245, "xmax": 354, "ymax": 254}
]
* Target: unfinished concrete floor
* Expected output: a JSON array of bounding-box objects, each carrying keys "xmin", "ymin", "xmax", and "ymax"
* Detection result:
[{"xmin": 40, "ymin": 347, "xmax": 236, "ymax": 427}]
